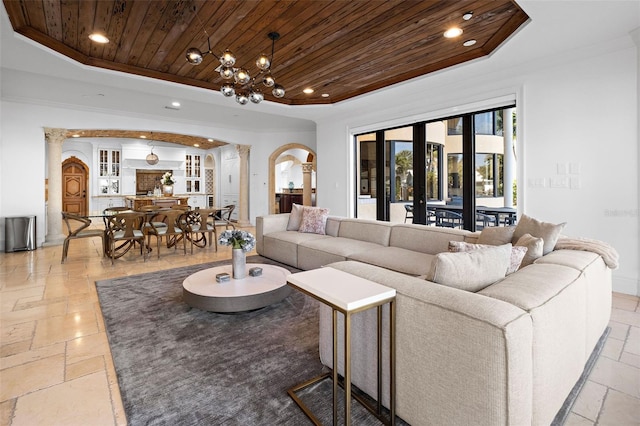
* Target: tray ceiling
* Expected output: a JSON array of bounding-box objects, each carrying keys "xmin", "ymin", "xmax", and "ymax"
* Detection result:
[{"xmin": 3, "ymin": 0, "xmax": 529, "ymax": 106}]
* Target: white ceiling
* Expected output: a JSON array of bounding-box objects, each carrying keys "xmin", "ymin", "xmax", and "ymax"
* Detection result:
[{"xmin": 1, "ymin": 1, "xmax": 638, "ymax": 132}]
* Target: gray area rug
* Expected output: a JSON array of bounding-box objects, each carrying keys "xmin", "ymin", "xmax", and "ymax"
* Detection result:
[{"xmin": 96, "ymin": 256, "xmax": 391, "ymax": 425}]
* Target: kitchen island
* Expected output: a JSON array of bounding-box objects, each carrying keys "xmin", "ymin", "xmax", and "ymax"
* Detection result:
[{"xmin": 125, "ymin": 196, "xmax": 190, "ymax": 210}]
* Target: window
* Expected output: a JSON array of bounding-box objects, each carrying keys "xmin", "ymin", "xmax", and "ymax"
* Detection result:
[{"xmin": 448, "ymin": 111, "xmax": 504, "ymax": 136}]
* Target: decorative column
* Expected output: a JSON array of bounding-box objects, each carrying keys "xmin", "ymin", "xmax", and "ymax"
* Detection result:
[
  {"xmin": 43, "ymin": 127, "xmax": 67, "ymax": 246},
  {"xmin": 503, "ymin": 108, "xmax": 516, "ymax": 208},
  {"xmin": 302, "ymin": 162, "xmax": 313, "ymax": 206},
  {"xmin": 237, "ymin": 144, "xmax": 251, "ymax": 227}
]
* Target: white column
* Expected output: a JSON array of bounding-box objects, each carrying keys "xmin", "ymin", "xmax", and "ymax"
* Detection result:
[
  {"xmin": 43, "ymin": 127, "xmax": 67, "ymax": 246},
  {"xmin": 302, "ymin": 162, "xmax": 313, "ymax": 206},
  {"xmin": 503, "ymin": 108, "xmax": 516, "ymax": 208},
  {"xmin": 237, "ymin": 145, "xmax": 251, "ymax": 227}
]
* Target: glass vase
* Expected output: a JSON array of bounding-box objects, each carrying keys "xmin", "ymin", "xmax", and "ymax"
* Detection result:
[
  {"xmin": 232, "ymin": 248, "xmax": 246, "ymax": 279},
  {"xmin": 162, "ymin": 185, "xmax": 174, "ymax": 196}
]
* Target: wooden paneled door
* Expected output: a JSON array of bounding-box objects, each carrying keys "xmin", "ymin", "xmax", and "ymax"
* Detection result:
[{"xmin": 62, "ymin": 157, "xmax": 88, "ymax": 216}]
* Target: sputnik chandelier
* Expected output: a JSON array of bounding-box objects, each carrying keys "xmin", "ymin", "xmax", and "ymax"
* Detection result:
[{"xmin": 186, "ymin": 31, "xmax": 285, "ymax": 105}]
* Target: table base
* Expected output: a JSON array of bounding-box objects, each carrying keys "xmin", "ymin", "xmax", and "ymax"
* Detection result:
[{"xmin": 288, "ymin": 372, "xmax": 394, "ymax": 425}]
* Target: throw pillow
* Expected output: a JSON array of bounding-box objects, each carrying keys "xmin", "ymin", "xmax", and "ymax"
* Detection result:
[
  {"xmin": 477, "ymin": 226, "xmax": 516, "ymax": 245},
  {"xmin": 427, "ymin": 244, "xmax": 512, "ymax": 292},
  {"xmin": 286, "ymin": 203, "xmax": 304, "ymax": 231},
  {"xmin": 298, "ymin": 206, "xmax": 330, "ymax": 235},
  {"xmin": 514, "ymin": 233, "xmax": 544, "ymax": 267},
  {"xmin": 512, "ymin": 214, "xmax": 566, "ymax": 255},
  {"xmin": 448, "ymin": 241, "xmax": 527, "ymax": 275}
]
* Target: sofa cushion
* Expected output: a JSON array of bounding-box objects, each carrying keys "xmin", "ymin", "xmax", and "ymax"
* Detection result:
[
  {"xmin": 448, "ymin": 240, "xmax": 527, "ymax": 275},
  {"xmin": 427, "ymin": 244, "xmax": 513, "ymax": 292},
  {"xmin": 515, "ymin": 233, "xmax": 544, "ymax": 267},
  {"xmin": 390, "ymin": 224, "xmax": 469, "ymax": 254},
  {"xmin": 286, "ymin": 203, "xmax": 304, "ymax": 231},
  {"xmin": 533, "ymin": 249, "xmax": 603, "ymax": 272},
  {"xmin": 299, "ymin": 206, "xmax": 330, "ymax": 234},
  {"xmin": 298, "ymin": 237, "xmax": 384, "ymax": 270},
  {"xmin": 478, "ymin": 263, "xmax": 582, "ymax": 311},
  {"xmin": 512, "ymin": 214, "xmax": 565, "ymax": 255},
  {"xmin": 477, "ymin": 226, "xmax": 516, "ymax": 245},
  {"xmin": 262, "ymin": 231, "xmax": 330, "ymax": 268},
  {"xmin": 348, "ymin": 246, "xmax": 436, "ymax": 276},
  {"xmin": 337, "ymin": 219, "xmax": 392, "ymax": 246}
]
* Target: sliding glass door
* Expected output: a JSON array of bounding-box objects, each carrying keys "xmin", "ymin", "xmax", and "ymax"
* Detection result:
[{"xmin": 355, "ymin": 105, "xmax": 516, "ymax": 230}]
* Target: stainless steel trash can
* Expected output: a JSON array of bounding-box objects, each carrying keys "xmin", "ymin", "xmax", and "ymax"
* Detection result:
[{"xmin": 5, "ymin": 216, "xmax": 37, "ymax": 252}]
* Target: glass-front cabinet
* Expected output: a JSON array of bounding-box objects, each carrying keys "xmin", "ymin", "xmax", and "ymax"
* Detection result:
[
  {"xmin": 185, "ymin": 154, "xmax": 201, "ymax": 193},
  {"xmin": 98, "ymin": 149, "xmax": 121, "ymax": 195}
]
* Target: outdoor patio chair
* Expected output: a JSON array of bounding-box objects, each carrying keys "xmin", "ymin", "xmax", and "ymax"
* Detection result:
[
  {"xmin": 404, "ymin": 204, "xmax": 414, "ymax": 223},
  {"xmin": 435, "ymin": 210, "xmax": 463, "ymax": 229},
  {"xmin": 476, "ymin": 212, "xmax": 497, "ymax": 230}
]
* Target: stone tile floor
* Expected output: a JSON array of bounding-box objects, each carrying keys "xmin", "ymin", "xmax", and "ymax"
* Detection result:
[{"xmin": 1, "ymin": 227, "xmax": 638, "ymax": 425}]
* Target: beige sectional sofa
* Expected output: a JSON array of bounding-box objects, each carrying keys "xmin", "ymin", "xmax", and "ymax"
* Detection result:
[{"xmin": 256, "ymin": 213, "xmax": 614, "ymax": 426}]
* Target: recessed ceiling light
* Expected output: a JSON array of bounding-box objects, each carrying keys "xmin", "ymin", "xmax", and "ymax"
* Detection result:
[
  {"xmin": 321, "ymin": 93, "xmax": 330, "ymax": 98},
  {"xmin": 463, "ymin": 39, "xmax": 477, "ymax": 47},
  {"xmin": 303, "ymin": 88, "xmax": 314, "ymax": 94},
  {"xmin": 193, "ymin": 143, "xmax": 199, "ymax": 147},
  {"xmin": 171, "ymin": 101, "xmax": 181, "ymax": 107},
  {"xmin": 139, "ymin": 135, "xmax": 147, "ymax": 139},
  {"xmin": 444, "ymin": 28, "xmax": 463, "ymax": 38},
  {"xmin": 207, "ymin": 138, "xmax": 214, "ymax": 142},
  {"xmin": 72, "ymin": 134, "xmax": 80, "ymax": 138},
  {"xmin": 463, "ymin": 12, "xmax": 473, "ymax": 21},
  {"xmin": 88, "ymin": 33, "xmax": 109, "ymax": 44}
]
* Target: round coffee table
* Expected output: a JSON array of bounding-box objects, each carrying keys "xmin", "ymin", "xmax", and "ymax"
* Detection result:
[{"xmin": 182, "ymin": 263, "xmax": 292, "ymax": 313}]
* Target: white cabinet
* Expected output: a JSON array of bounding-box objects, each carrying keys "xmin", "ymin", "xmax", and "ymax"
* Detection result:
[
  {"xmin": 185, "ymin": 153, "xmax": 202, "ymax": 193},
  {"xmin": 98, "ymin": 149, "xmax": 121, "ymax": 195},
  {"xmin": 222, "ymin": 195, "xmax": 239, "ymax": 221},
  {"xmin": 93, "ymin": 196, "xmax": 124, "ymax": 214},
  {"xmin": 188, "ymin": 195, "xmax": 207, "ymax": 208}
]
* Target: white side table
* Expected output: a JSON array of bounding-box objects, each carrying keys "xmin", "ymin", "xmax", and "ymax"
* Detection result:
[{"xmin": 287, "ymin": 267, "xmax": 396, "ymax": 426}]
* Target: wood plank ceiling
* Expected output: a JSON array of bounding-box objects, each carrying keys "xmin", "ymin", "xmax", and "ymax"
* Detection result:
[{"xmin": 3, "ymin": 0, "xmax": 529, "ymax": 106}]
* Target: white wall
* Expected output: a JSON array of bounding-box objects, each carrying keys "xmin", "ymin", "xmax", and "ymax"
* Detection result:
[{"xmin": 314, "ymin": 39, "xmax": 638, "ymax": 296}]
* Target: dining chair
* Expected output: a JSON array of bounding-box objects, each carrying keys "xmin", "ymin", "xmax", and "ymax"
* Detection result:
[
  {"xmin": 105, "ymin": 212, "xmax": 146, "ymax": 265},
  {"xmin": 183, "ymin": 208, "xmax": 218, "ymax": 253},
  {"xmin": 61, "ymin": 212, "xmax": 105, "ymax": 263},
  {"xmin": 137, "ymin": 205, "xmax": 169, "ymax": 230},
  {"xmin": 100, "ymin": 207, "xmax": 132, "ymax": 257},
  {"xmin": 214, "ymin": 204, "xmax": 236, "ymax": 230},
  {"xmin": 170, "ymin": 204, "xmax": 190, "ymax": 211},
  {"xmin": 144, "ymin": 209, "xmax": 187, "ymax": 258}
]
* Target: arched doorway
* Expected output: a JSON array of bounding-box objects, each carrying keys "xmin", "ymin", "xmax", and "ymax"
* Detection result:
[
  {"xmin": 62, "ymin": 157, "xmax": 89, "ymax": 215},
  {"xmin": 268, "ymin": 144, "xmax": 317, "ymax": 214}
]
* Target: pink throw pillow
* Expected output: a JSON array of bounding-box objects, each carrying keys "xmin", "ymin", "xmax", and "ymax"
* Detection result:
[{"xmin": 298, "ymin": 207, "xmax": 330, "ymax": 235}]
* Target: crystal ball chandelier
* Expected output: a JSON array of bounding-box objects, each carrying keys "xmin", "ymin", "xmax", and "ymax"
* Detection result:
[{"xmin": 186, "ymin": 32, "xmax": 285, "ymax": 105}]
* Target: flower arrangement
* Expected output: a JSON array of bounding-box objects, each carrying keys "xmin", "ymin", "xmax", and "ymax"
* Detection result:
[
  {"xmin": 218, "ymin": 230, "xmax": 256, "ymax": 253},
  {"xmin": 162, "ymin": 172, "xmax": 176, "ymax": 185}
]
